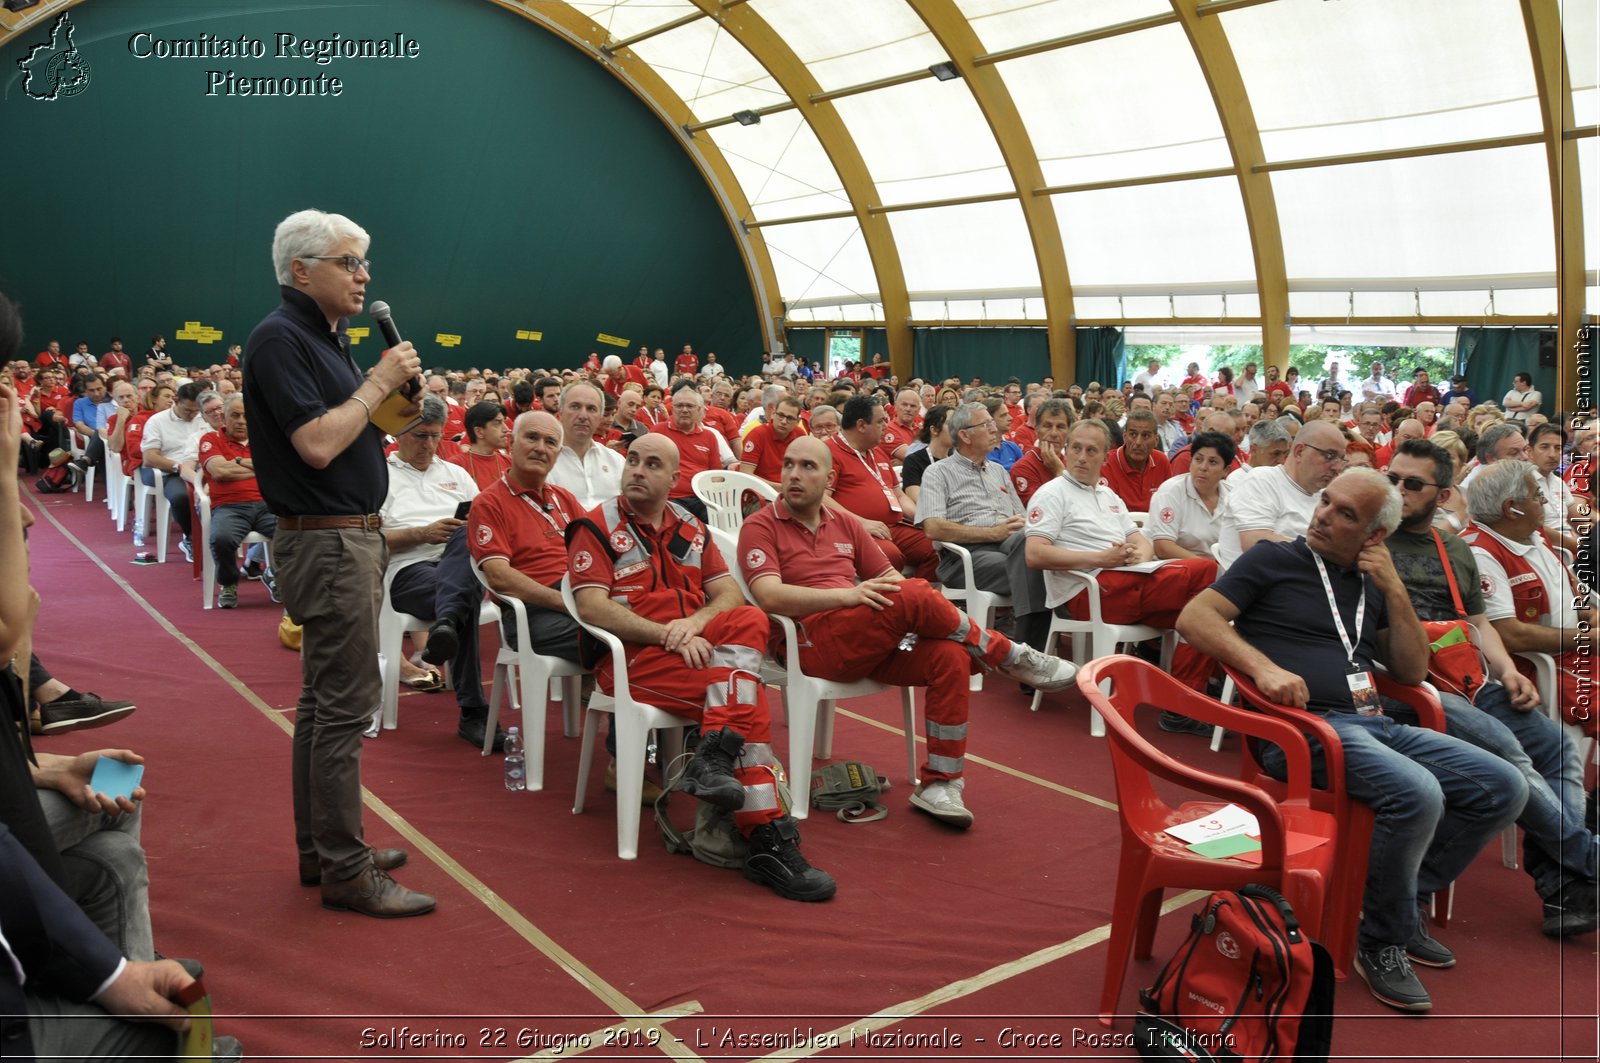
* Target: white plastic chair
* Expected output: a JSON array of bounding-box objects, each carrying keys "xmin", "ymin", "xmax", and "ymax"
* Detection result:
[
  {"xmin": 709, "ymin": 527, "xmax": 919, "ymax": 819},
  {"xmin": 377, "ymin": 559, "xmax": 501, "ymax": 731},
  {"xmin": 692, "ymin": 469, "xmax": 776, "ymax": 534},
  {"xmin": 196, "ymin": 482, "xmax": 273, "ymax": 610},
  {"xmin": 562, "ymin": 580, "xmax": 696, "ymax": 859},
  {"xmin": 130, "ymin": 468, "xmax": 173, "ymax": 560},
  {"xmin": 1032, "ymin": 569, "xmax": 1176, "ymax": 737},
  {"xmin": 69, "ymin": 431, "xmax": 96, "ymax": 502},
  {"xmin": 105, "ymin": 454, "xmax": 132, "ymax": 530},
  {"xmin": 931, "ymin": 539, "xmax": 1012, "ymax": 692},
  {"xmin": 470, "ymin": 557, "xmax": 587, "ymax": 782}
]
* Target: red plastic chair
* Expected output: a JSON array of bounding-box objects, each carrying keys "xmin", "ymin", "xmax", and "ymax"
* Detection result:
[
  {"xmin": 1222, "ymin": 665, "xmax": 1448, "ymax": 980},
  {"xmin": 1079, "ymin": 656, "xmax": 1339, "ymax": 1027}
]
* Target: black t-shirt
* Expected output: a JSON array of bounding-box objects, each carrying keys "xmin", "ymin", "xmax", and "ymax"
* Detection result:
[
  {"xmin": 1211, "ymin": 538, "xmax": 1389, "ymax": 714},
  {"xmin": 241, "ymin": 286, "xmax": 388, "ymax": 516},
  {"xmin": 900, "ymin": 447, "xmax": 939, "ymax": 490},
  {"xmin": 1385, "ymin": 525, "xmax": 1484, "ymax": 622}
]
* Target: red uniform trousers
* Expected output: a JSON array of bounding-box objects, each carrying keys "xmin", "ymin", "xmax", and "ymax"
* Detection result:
[
  {"xmin": 1063, "ymin": 557, "xmax": 1217, "ymax": 691},
  {"xmin": 874, "ymin": 521, "xmax": 940, "ymax": 582},
  {"xmin": 598, "ymin": 605, "xmax": 774, "ymax": 744},
  {"xmin": 793, "ymin": 579, "xmax": 1009, "ymax": 781}
]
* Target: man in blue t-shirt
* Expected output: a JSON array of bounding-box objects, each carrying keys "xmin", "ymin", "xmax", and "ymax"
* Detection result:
[{"xmin": 1178, "ymin": 467, "xmax": 1526, "ymax": 1014}]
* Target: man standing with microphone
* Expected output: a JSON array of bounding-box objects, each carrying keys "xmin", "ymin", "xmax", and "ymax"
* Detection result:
[{"xmin": 243, "ymin": 210, "xmax": 435, "ymax": 918}]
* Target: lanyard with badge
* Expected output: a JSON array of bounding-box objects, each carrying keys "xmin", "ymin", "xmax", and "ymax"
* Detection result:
[
  {"xmin": 518, "ymin": 484, "xmax": 571, "ymax": 535},
  {"xmin": 1311, "ymin": 552, "xmax": 1382, "ymax": 715},
  {"xmin": 852, "ymin": 445, "xmax": 902, "ymax": 515}
]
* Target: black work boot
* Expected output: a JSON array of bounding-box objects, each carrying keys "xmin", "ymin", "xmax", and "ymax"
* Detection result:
[
  {"xmin": 675, "ymin": 728, "xmax": 745, "ymax": 810},
  {"xmin": 743, "ymin": 816, "xmax": 837, "ymax": 902}
]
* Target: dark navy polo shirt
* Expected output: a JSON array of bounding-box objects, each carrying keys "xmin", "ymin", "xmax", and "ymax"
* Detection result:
[
  {"xmin": 241, "ymin": 286, "xmax": 387, "ymax": 516},
  {"xmin": 1211, "ymin": 537, "xmax": 1389, "ymax": 714}
]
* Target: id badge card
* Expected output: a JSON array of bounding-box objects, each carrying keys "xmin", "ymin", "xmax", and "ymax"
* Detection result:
[
  {"xmin": 1346, "ymin": 666, "xmax": 1382, "ymax": 716},
  {"xmin": 883, "ymin": 485, "xmax": 902, "ymax": 514}
]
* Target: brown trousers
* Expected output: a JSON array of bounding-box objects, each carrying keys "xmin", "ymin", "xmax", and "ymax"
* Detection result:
[{"xmin": 272, "ymin": 526, "xmax": 385, "ymax": 884}]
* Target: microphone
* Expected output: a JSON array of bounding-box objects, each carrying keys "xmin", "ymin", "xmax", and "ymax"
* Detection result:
[
  {"xmin": 369, "ymin": 302, "xmax": 420, "ymax": 400},
  {"xmin": 1509, "ymin": 506, "xmax": 1524, "ymax": 516}
]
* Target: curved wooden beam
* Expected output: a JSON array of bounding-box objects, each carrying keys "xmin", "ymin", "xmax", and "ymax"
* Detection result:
[
  {"xmin": 904, "ymin": 0, "xmax": 1077, "ymax": 385},
  {"xmin": 678, "ymin": 0, "xmax": 914, "ymax": 379},
  {"xmin": 1170, "ymin": 0, "xmax": 1289, "ymax": 374},
  {"xmin": 1521, "ymin": 0, "xmax": 1587, "ymax": 412}
]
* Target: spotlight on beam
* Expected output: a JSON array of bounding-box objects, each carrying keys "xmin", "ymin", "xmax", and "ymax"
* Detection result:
[
  {"xmin": 733, "ymin": 110, "xmax": 761, "ymax": 127},
  {"xmin": 929, "ymin": 61, "xmax": 961, "ymax": 82}
]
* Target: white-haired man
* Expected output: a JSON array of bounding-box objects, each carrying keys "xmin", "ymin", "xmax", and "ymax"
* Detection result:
[
  {"xmin": 243, "ymin": 209, "xmax": 431, "ymax": 918},
  {"xmin": 1179, "ymin": 468, "xmax": 1526, "ymax": 1012}
]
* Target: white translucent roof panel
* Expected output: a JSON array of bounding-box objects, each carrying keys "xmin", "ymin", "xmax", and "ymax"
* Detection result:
[
  {"xmin": 763, "ymin": 218, "xmax": 879, "ymax": 309},
  {"xmin": 704, "ymin": 111, "xmax": 848, "ymax": 219},
  {"xmin": 909, "ymin": 298, "xmax": 1046, "ymax": 321},
  {"xmin": 1226, "ymin": 0, "xmax": 1542, "ymax": 162},
  {"xmin": 1001, "ymin": 23, "xmax": 1231, "ymax": 187},
  {"xmin": 573, "ymin": 0, "xmax": 701, "ymax": 41},
  {"xmin": 629, "ymin": 19, "xmax": 787, "ymax": 118},
  {"xmin": 956, "ymin": 0, "xmax": 1172, "ymax": 55},
  {"xmin": 887, "ymin": 201, "xmax": 1042, "ymax": 294},
  {"xmin": 785, "ymin": 305, "xmax": 886, "ymax": 323},
  {"xmin": 1051, "ymin": 177, "xmax": 1255, "ymax": 288},
  {"xmin": 1565, "ymin": 1, "xmax": 1599, "ymax": 128},
  {"xmin": 831, "ymin": 79, "xmax": 1012, "ymax": 205},
  {"xmin": 1273, "ymin": 145, "xmax": 1555, "ymax": 282},
  {"xmin": 750, "ymin": 0, "xmax": 947, "ymax": 94}
]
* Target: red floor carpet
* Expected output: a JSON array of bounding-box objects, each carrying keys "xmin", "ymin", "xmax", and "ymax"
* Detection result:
[{"xmin": 21, "ymin": 480, "xmax": 1600, "ymax": 1061}]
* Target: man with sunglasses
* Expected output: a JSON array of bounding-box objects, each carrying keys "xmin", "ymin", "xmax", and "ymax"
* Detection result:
[
  {"xmin": 244, "ymin": 209, "xmax": 433, "ymax": 919},
  {"xmin": 1214, "ymin": 419, "xmax": 1348, "ymax": 570},
  {"xmin": 1382, "ymin": 440, "xmax": 1598, "ymax": 938}
]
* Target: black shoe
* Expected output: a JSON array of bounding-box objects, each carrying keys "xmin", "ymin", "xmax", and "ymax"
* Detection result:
[
  {"xmin": 36, "ymin": 694, "xmax": 137, "ymax": 734},
  {"xmin": 675, "ymin": 728, "xmax": 746, "ymax": 809},
  {"xmin": 1405, "ymin": 919, "xmax": 1456, "ymax": 968},
  {"xmin": 242, "ymin": 559, "xmax": 264, "ymax": 580},
  {"xmin": 1541, "ymin": 880, "xmax": 1599, "ymax": 938},
  {"xmin": 457, "ymin": 713, "xmax": 507, "ymax": 753},
  {"xmin": 421, "ymin": 621, "xmax": 458, "ymax": 667},
  {"xmin": 1355, "ymin": 944, "xmax": 1431, "ymax": 1012},
  {"xmin": 742, "ymin": 816, "xmax": 837, "ymax": 902},
  {"xmin": 1158, "ymin": 710, "xmax": 1213, "ymax": 737}
]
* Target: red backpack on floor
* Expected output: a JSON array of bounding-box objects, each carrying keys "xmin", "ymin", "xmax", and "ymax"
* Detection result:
[{"xmin": 1135, "ymin": 885, "xmax": 1333, "ymax": 1063}]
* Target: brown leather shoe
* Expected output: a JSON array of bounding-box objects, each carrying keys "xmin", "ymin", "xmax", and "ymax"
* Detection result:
[
  {"xmin": 320, "ymin": 865, "xmax": 436, "ymax": 918},
  {"xmin": 299, "ymin": 847, "xmax": 409, "ymax": 886}
]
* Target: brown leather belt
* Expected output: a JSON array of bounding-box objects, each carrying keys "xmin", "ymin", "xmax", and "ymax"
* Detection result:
[{"xmin": 277, "ymin": 514, "xmax": 383, "ymax": 531}]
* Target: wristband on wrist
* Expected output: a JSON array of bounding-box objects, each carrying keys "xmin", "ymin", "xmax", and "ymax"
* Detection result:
[{"xmin": 352, "ymin": 392, "xmax": 373, "ymax": 416}]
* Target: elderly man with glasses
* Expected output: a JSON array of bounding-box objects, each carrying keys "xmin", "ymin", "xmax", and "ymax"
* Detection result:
[
  {"xmin": 243, "ymin": 209, "xmax": 434, "ymax": 918},
  {"xmin": 916, "ymin": 401, "xmax": 1055, "ymax": 671},
  {"xmin": 1214, "ymin": 419, "xmax": 1349, "ymax": 570}
]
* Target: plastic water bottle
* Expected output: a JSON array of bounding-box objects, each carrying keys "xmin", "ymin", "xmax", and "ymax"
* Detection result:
[{"xmin": 503, "ymin": 727, "xmax": 525, "ymax": 791}]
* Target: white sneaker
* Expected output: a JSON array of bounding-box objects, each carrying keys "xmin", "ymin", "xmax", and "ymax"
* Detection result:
[
  {"xmin": 998, "ymin": 644, "xmax": 1078, "ymax": 692},
  {"xmin": 909, "ymin": 777, "xmax": 973, "ymax": 829},
  {"xmin": 178, "ymin": 537, "xmax": 194, "ymax": 563}
]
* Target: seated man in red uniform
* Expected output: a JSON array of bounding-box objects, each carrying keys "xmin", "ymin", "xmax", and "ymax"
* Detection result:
[
  {"xmin": 1100, "ymin": 408, "xmax": 1171, "ymax": 512},
  {"xmin": 567, "ymin": 434, "xmax": 836, "ymax": 901},
  {"xmin": 1009, "ymin": 397, "xmax": 1072, "ymax": 504},
  {"xmin": 199, "ymin": 393, "xmax": 278, "ymax": 607},
  {"xmin": 650, "ymin": 385, "xmax": 730, "ymax": 522},
  {"xmin": 739, "ymin": 394, "xmax": 804, "ymax": 487},
  {"xmin": 1025, "ymin": 420, "xmax": 1219, "ymax": 732},
  {"xmin": 825, "ymin": 394, "xmax": 938, "ymax": 580},
  {"xmin": 739, "ymin": 437, "xmax": 1077, "ymax": 829},
  {"xmin": 879, "ymin": 389, "xmax": 922, "ymax": 462}
]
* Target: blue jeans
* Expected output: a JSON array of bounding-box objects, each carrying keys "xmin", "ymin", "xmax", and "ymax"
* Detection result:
[
  {"xmin": 1262, "ymin": 703, "xmax": 1528, "ymax": 949},
  {"xmin": 1409, "ymin": 684, "xmax": 1597, "ymax": 899}
]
